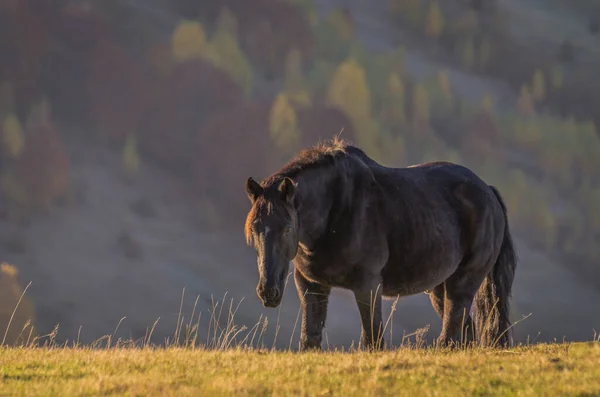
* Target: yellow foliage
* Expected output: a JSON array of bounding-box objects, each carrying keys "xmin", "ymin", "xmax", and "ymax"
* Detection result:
[
  {"xmin": 426, "ymin": 1, "xmax": 444, "ymax": 39},
  {"xmin": 517, "ymin": 84, "xmax": 535, "ymax": 116},
  {"xmin": 326, "ymin": 58, "xmax": 373, "ymax": 148},
  {"xmin": 515, "ymin": 118, "xmax": 542, "ymax": 147},
  {"xmin": 269, "ymin": 93, "xmax": 300, "ymax": 153},
  {"xmin": 284, "ymin": 50, "xmax": 311, "ymax": 108},
  {"xmin": 2, "ymin": 114, "xmax": 25, "ymax": 158},
  {"xmin": 1, "ymin": 262, "xmax": 18, "ymax": 277},
  {"xmin": 171, "ymin": 20, "xmax": 208, "ymax": 62},
  {"xmin": 122, "ymin": 134, "xmax": 141, "ymax": 179},
  {"xmin": 0, "ymin": 262, "xmax": 36, "ymax": 345},
  {"xmin": 206, "ymin": 14, "xmax": 253, "ymax": 96},
  {"xmin": 531, "ymin": 69, "xmax": 546, "ymax": 102},
  {"xmin": 388, "ymin": 73, "xmax": 405, "ymax": 98}
]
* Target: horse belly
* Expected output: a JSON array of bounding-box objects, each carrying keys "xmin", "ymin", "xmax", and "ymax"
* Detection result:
[{"xmin": 381, "ymin": 254, "xmax": 461, "ymax": 297}]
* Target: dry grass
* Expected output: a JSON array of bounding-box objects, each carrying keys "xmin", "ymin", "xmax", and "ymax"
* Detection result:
[
  {"xmin": 2, "ymin": 287, "xmax": 599, "ymax": 396},
  {"xmin": 1, "ymin": 343, "xmax": 599, "ymax": 396}
]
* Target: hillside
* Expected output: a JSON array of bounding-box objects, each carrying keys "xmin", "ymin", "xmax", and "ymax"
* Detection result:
[
  {"xmin": 1, "ymin": 0, "xmax": 599, "ymax": 350},
  {"xmin": 2, "ymin": 137, "xmax": 598, "ymax": 349},
  {"xmin": 1, "ymin": 343, "xmax": 599, "ymax": 396}
]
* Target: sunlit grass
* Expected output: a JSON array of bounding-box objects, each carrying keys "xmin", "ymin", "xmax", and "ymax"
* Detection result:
[
  {"xmin": 1, "ymin": 342, "xmax": 599, "ymax": 396},
  {"xmin": 2, "ymin": 286, "xmax": 599, "ymax": 396}
]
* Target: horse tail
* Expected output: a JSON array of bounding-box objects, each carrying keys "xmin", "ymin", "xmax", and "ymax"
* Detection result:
[{"xmin": 474, "ymin": 185, "xmax": 517, "ymax": 348}]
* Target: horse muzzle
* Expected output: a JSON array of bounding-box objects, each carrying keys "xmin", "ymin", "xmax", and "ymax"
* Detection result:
[{"xmin": 257, "ymin": 284, "xmax": 282, "ymax": 308}]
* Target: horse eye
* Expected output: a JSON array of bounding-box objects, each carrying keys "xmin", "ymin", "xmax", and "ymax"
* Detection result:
[{"xmin": 284, "ymin": 227, "xmax": 292, "ymax": 235}]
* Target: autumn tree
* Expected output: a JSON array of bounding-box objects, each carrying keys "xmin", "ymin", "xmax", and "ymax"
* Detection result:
[
  {"xmin": 122, "ymin": 133, "xmax": 141, "ymax": 182},
  {"xmin": 425, "ymin": 1, "xmax": 444, "ymax": 39},
  {"xmin": 1, "ymin": 100, "xmax": 70, "ymax": 210},
  {"xmin": 205, "ymin": 9, "xmax": 253, "ymax": 96},
  {"xmin": 2, "ymin": 114, "xmax": 24, "ymax": 159},
  {"xmin": 366, "ymin": 47, "xmax": 406, "ymax": 115},
  {"xmin": 284, "ymin": 49, "xmax": 311, "ymax": 107},
  {"xmin": 326, "ymin": 58, "xmax": 376, "ymax": 153},
  {"xmin": 380, "ymin": 73, "xmax": 407, "ymax": 129},
  {"xmin": 269, "ymin": 93, "xmax": 301, "ymax": 158},
  {"xmin": 171, "ymin": 19, "xmax": 208, "ymax": 62},
  {"xmin": 517, "ymin": 84, "xmax": 535, "ymax": 116},
  {"xmin": 0, "ymin": 263, "xmax": 36, "ymax": 345}
]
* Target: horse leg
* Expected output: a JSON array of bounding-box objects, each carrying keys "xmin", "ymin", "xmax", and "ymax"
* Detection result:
[
  {"xmin": 430, "ymin": 284, "xmax": 475, "ymax": 344},
  {"xmin": 437, "ymin": 256, "xmax": 492, "ymax": 348},
  {"xmin": 294, "ymin": 268, "xmax": 331, "ymax": 351},
  {"xmin": 428, "ymin": 284, "xmax": 445, "ymax": 320},
  {"xmin": 353, "ymin": 278, "xmax": 385, "ymax": 351}
]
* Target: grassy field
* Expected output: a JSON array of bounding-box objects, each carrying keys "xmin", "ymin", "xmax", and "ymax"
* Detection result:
[{"xmin": 1, "ymin": 342, "xmax": 599, "ymax": 396}]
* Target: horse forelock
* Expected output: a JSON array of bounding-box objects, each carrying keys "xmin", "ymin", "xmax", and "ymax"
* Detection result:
[{"xmin": 244, "ymin": 196, "xmax": 290, "ymax": 246}]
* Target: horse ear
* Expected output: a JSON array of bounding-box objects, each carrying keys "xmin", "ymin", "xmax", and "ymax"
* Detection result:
[
  {"xmin": 278, "ymin": 177, "xmax": 297, "ymax": 203},
  {"xmin": 245, "ymin": 177, "xmax": 263, "ymax": 203}
]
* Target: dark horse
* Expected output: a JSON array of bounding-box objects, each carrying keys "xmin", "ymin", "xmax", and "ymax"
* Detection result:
[{"xmin": 244, "ymin": 138, "xmax": 517, "ymax": 351}]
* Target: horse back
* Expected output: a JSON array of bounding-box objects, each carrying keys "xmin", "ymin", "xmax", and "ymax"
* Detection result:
[{"xmin": 375, "ymin": 161, "xmax": 498, "ymax": 265}]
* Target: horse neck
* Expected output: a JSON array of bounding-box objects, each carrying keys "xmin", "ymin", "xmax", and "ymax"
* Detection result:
[{"xmin": 294, "ymin": 168, "xmax": 341, "ymax": 246}]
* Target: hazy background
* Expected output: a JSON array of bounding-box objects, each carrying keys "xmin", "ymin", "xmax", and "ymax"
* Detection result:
[{"xmin": 0, "ymin": 0, "xmax": 599, "ymax": 348}]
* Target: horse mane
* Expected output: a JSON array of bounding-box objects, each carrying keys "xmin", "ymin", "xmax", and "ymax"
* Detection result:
[{"xmin": 262, "ymin": 137, "xmax": 363, "ymax": 188}]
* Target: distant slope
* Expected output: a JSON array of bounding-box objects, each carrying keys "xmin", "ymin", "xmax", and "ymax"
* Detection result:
[{"xmin": 2, "ymin": 138, "xmax": 598, "ymax": 348}]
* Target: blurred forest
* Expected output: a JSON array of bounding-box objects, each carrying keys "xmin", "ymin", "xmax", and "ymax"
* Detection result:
[{"xmin": 0, "ymin": 0, "xmax": 599, "ymax": 346}]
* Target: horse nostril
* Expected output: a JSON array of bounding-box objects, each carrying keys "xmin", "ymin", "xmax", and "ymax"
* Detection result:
[{"xmin": 270, "ymin": 288, "xmax": 281, "ymax": 302}]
